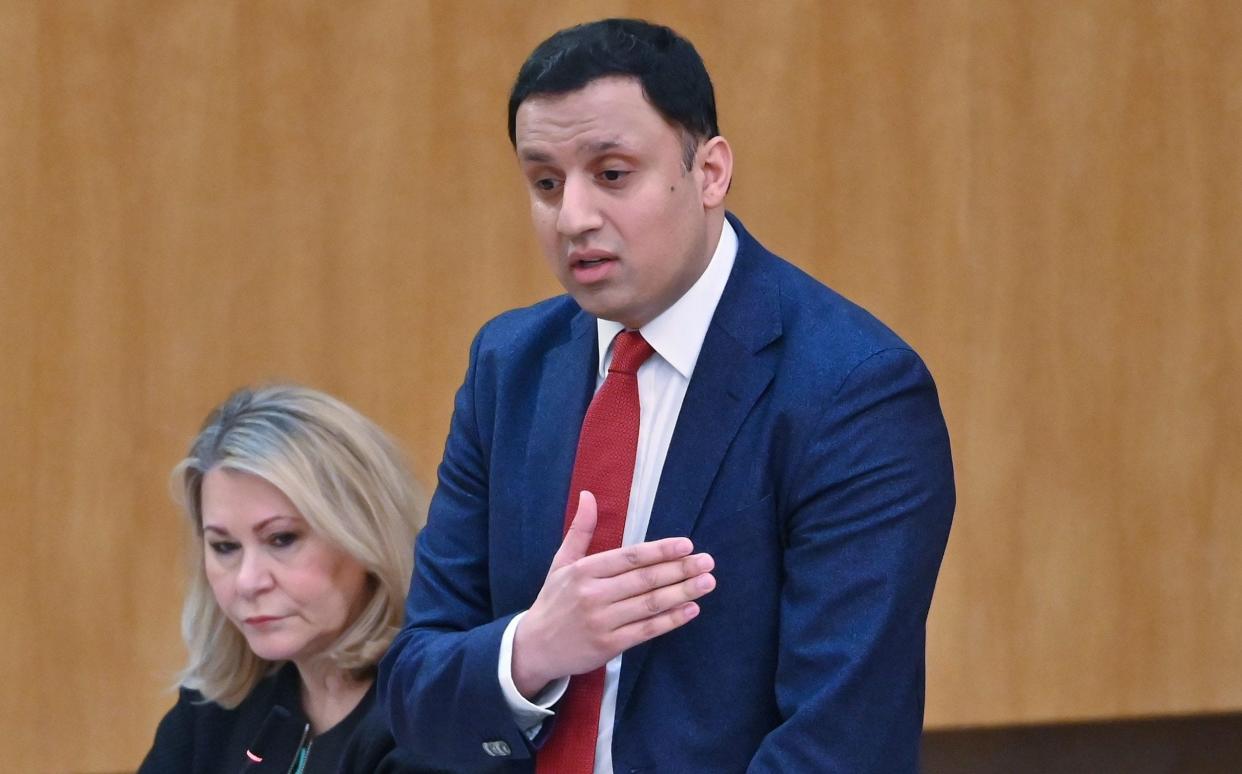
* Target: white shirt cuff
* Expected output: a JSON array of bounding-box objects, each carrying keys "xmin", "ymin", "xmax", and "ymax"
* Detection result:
[{"xmin": 498, "ymin": 611, "xmax": 569, "ymax": 738}]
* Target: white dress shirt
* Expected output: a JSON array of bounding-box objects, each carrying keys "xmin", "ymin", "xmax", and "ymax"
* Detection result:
[{"xmin": 496, "ymin": 219, "xmax": 739, "ymax": 773}]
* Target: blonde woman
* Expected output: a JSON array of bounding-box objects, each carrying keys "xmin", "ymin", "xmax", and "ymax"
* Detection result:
[{"xmin": 140, "ymin": 385, "xmax": 427, "ymax": 773}]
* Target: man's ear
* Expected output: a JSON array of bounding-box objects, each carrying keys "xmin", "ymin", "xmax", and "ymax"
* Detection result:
[{"xmin": 699, "ymin": 135, "xmax": 733, "ymax": 208}]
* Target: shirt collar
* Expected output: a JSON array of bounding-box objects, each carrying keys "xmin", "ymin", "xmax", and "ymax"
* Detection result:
[{"xmin": 596, "ymin": 218, "xmax": 738, "ymax": 380}]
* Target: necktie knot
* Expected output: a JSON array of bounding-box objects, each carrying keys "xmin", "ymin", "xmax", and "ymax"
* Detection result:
[{"xmin": 608, "ymin": 331, "xmax": 654, "ymax": 375}]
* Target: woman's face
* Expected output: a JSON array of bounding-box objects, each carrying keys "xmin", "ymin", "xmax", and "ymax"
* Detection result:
[{"xmin": 200, "ymin": 467, "xmax": 369, "ymax": 667}]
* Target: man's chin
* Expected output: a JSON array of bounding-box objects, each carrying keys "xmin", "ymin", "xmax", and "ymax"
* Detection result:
[{"xmin": 568, "ymin": 287, "xmax": 651, "ymax": 329}]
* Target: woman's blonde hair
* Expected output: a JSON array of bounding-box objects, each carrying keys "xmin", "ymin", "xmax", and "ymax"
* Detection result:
[{"xmin": 172, "ymin": 385, "xmax": 425, "ymax": 707}]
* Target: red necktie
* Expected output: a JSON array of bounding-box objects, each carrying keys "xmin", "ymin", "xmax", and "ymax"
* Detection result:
[{"xmin": 537, "ymin": 330, "xmax": 655, "ymax": 774}]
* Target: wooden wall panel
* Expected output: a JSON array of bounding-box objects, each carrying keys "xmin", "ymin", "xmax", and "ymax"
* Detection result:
[
  {"xmin": 0, "ymin": 1, "xmax": 1238, "ymax": 770},
  {"xmin": 920, "ymin": 1, "xmax": 1242, "ymax": 726}
]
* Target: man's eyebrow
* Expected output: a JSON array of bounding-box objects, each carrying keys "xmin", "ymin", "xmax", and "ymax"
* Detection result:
[
  {"xmin": 518, "ymin": 148, "xmax": 553, "ymax": 163},
  {"xmin": 585, "ymin": 139, "xmax": 623, "ymax": 154},
  {"xmin": 586, "ymin": 139, "xmax": 646, "ymax": 161},
  {"xmin": 518, "ymin": 140, "xmax": 630, "ymax": 164}
]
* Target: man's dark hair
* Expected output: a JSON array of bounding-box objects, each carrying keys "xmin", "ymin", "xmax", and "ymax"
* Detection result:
[{"xmin": 507, "ymin": 18, "xmax": 719, "ymax": 169}]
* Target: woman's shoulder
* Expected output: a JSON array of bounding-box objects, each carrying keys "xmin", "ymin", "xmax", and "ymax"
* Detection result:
[
  {"xmin": 137, "ymin": 667, "xmax": 298, "ymax": 774},
  {"xmin": 176, "ymin": 665, "xmax": 294, "ymax": 725},
  {"xmin": 136, "ymin": 687, "xmax": 223, "ymax": 774}
]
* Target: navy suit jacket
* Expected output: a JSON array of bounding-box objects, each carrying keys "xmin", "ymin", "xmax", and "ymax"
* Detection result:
[{"xmin": 380, "ymin": 214, "xmax": 955, "ymax": 773}]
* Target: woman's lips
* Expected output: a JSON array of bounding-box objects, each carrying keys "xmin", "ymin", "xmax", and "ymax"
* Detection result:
[{"xmin": 244, "ymin": 615, "xmax": 283, "ymax": 626}]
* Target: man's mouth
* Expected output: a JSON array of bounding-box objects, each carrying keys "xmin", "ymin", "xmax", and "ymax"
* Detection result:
[
  {"xmin": 569, "ymin": 249, "xmax": 616, "ymax": 267},
  {"xmin": 568, "ymin": 250, "xmax": 618, "ymax": 284}
]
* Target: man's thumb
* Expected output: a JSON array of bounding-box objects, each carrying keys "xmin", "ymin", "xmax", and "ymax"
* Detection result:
[{"xmin": 551, "ymin": 489, "xmax": 597, "ymax": 570}]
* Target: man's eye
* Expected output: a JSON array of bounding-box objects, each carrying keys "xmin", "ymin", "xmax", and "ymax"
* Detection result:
[
  {"xmin": 208, "ymin": 541, "xmax": 238, "ymax": 555},
  {"xmin": 535, "ymin": 178, "xmax": 560, "ymax": 191},
  {"xmin": 599, "ymin": 169, "xmax": 629, "ymax": 182}
]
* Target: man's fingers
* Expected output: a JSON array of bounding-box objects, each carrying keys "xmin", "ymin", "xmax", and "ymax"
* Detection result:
[
  {"xmin": 611, "ymin": 601, "xmax": 703, "ymax": 651},
  {"xmin": 578, "ymin": 536, "xmax": 696, "ymax": 578},
  {"xmin": 549, "ymin": 490, "xmax": 597, "ymax": 572},
  {"xmin": 604, "ymin": 570, "xmax": 716, "ymax": 629},
  {"xmin": 594, "ymin": 552, "xmax": 715, "ymax": 603}
]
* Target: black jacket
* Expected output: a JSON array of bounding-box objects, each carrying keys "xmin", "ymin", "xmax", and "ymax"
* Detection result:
[{"xmin": 139, "ymin": 663, "xmax": 428, "ymax": 773}]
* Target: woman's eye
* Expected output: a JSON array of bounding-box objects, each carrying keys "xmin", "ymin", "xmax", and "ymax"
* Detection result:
[
  {"xmin": 208, "ymin": 541, "xmax": 238, "ymax": 555},
  {"xmin": 270, "ymin": 531, "xmax": 299, "ymax": 548}
]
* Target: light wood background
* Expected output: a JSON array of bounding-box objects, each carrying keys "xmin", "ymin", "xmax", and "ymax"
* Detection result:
[{"xmin": 2, "ymin": 1, "xmax": 1238, "ymax": 771}]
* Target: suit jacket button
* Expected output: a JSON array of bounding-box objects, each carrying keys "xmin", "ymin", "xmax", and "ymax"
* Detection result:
[{"xmin": 483, "ymin": 740, "xmax": 512, "ymax": 757}]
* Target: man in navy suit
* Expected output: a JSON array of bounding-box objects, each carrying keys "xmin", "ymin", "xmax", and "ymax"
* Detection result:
[{"xmin": 380, "ymin": 18, "xmax": 955, "ymax": 773}]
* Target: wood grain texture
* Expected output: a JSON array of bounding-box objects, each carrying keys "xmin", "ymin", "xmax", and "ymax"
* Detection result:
[{"xmin": 1, "ymin": 1, "xmax": 1238, "ymax": 770}]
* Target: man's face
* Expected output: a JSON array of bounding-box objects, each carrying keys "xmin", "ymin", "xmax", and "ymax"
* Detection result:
[{"xmin": 514, "ymin": 77, "xmax": 715, "ymax": 329}]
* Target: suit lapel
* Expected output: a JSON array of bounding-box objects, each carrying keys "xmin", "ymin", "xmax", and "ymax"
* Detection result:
[
  {"xmin": 519, "ymin": 310, "xmax": 597, "ymax": 602},
  {"xmin": 616, "ymin": 215, "xmax": 782, "ymax": 717}
]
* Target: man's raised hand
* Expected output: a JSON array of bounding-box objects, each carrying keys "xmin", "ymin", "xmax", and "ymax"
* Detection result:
[{"xmin": 511, "ymin": 490, "xmax": 716, "ymax": 699}]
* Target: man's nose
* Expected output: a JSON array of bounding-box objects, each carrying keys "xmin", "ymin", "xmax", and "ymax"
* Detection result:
[
  {"xmin": 235, "ymin": 549, "xmax": 274, "ymax": 597},
  {"xmin": 556, "ymin": 174, "xmax": 604, "ymax": 237}
]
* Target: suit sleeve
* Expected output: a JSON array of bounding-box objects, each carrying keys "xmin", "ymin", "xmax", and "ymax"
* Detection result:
[
  {"xmin": 377, "ymin": 325, "xmax": 535, "ymax": 771},
  {"xmin": 749, "ymin": 348, "xmax": 955, "ymax": 774}
]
